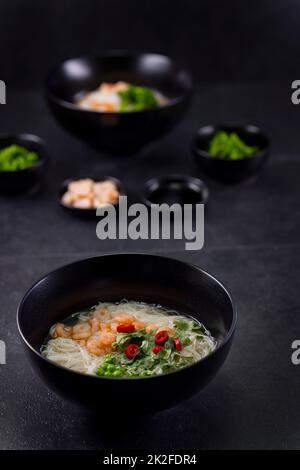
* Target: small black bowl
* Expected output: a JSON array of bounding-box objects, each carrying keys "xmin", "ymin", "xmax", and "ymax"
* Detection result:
[
  {"xmin": 0, "ymin": 134, "xmax": 47, "ymax": 193},
  {"xmin": 192, "ymin": 124, "xmax": 270, "ymax": 183},
  {"xmin": 143, "ymin": 175, "xmax": 209, "ymax": 208},
  {"xmin": 46, "ymin": 52, "xmax": 193, "ymax": 154},
  {"xmin": 59, "ymin": 176, "xmax": 125, "ymax": 218},
  {"xmin": 17, "ymin": 253, "xmax": 236, "ymax": 413}
]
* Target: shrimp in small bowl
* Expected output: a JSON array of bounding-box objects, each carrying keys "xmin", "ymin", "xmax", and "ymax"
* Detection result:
[{"xmin": 59, "ymin": 175, "xmax": 126, "ymax": 219}]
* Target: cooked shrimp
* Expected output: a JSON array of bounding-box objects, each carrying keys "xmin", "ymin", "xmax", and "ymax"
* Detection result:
[
  {"xmin": 146, "ymin": 323, "xmax": 158, "ymax": 333},
  {"xmin": 86, "ymin": 332, "xmax": 116, "ymax": 356},
  {"xmin": 115, "ymin": 313, "xmax": 136, "ymax": 324},
  {"xmin": 100, "ymin": 322, "xmax": 111, "ymax": 332},
  {"xmin": 93, "ymin": 307, "xmax": 112, "ymax": 322},
  {"xmin": 61, "ymin": 179, "xmax": 120, "ymax": 210},
  {"xmin": 86, "ymin": 334, "xmax": 106, "ymax": 356},
  {"xmin": 100, "ymin": 83, "xmax": 115, "ymax": 92},
  {"xmin": 52, "ymin": 323, "xmax": 72, "ymax": 338},
  {"xmin": 133, "ymin": 321, "xmax": 146, "ymax": 330},
  {"xmin": 61, "ymin": 191, "xmax": 74, "ymax": 206},
  {"xmin": 93, "ymin": 181, "xmax": 116, "ymax": 195},
  {"xmin": 89, "ymin": 101, "xmax": 103, "ymax": 110},
  {"xmin": 101, "ymin": 103, "xmax": 116, "ymax": 112},
  {"xmin": 113, "ymin": 81, "xmax": 128, "ymax": 92},
  {"xmin": 110, "ymin": 322, "xmax": 118, "ymax": 333},
  {"xmin": 93, "ymin": 198, "xmax": 111, "ymax": 208},
  {"xmin": 101, "ymin": 82, "xmax": 128, "ymax": 93},
  {"xmin": 101, "ymin": 332, "xmax": 116, "ymax": 347},
  {"xmin": 72, "ymin": 322, "xmax": 91, "ymax": 340},
  {"xmin": 68, "ymin": 178, "xmax": 93, "ymax": 197},
  {"xmin": 72, "ymin": 197, "xmax": 93, "ymax": 209},
  {"xmin": 106, "ymin": 189, "xmax": 119, "ymax": 203},
  {"xmin": 90, "ymin": 317, "xmax": 101, "ymax": 333}
]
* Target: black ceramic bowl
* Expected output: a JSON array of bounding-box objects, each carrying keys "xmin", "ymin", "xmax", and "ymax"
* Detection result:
[
  {"xmin": 0, "ymin": 134, "xmax": 47, "ymax": 193},
  {"xmin": 17, "ymin": 254, "xmax": 236, "ymax": 412},
  {"xmin": 46, "ymin": 52, "xmax": 193, "ymax": 154},
  {"xmin": 193, "ymin": 124, "xmax": 270, "ymax": 183},
  {"xmin": 143, "ymin": 175, "xmax": 209, "ymax": 207},
  {"xmin": 59, "ymin": 176, "xmax": 125, "ymax": 219}
]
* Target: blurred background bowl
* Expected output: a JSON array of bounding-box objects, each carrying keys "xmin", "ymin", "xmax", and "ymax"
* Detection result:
[
  {"xmin": 0, "ymin": 134, "xmax": 48, "ymax": 194},
  {"xmin": 143, "ymin": 174, "xmax": 209, "ymax": 207},
  {"xmin": 192, "ymin": 124, "xmax": 270, "ymax": 183},
  {"xmin": 46, "ymin": 52, "xmax": 193, "ymax": 154}
]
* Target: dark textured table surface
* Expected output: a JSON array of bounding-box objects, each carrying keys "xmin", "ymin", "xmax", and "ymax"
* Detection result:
[{"xmin": 0, "ymin": 83, "xmax": 300, "ymax": 450}]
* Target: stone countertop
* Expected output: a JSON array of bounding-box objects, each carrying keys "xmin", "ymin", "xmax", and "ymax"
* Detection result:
[{"xmin": 0, "ymin": 83, "xmax": 299, "ymax": 449}]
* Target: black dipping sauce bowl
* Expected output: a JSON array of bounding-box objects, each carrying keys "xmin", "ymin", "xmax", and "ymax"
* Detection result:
[
  {"xmin": 192, "ymin": 124, "xmax": 270, "ymax": 183},
  {"xmin": 46, "ymin": 52, "xmax": 193, "ymax": 154},
  {"xmin": 59, "ymin": 175, "xmax": 125, "ymax": 219},
  {"xmin": 144, "ymin": 175, "xmax": 209, "ymax": 207},
  {"xmin": 17, "ymin": 254, "xmax": 236, "ymax": 413},
  {"xmin": 0, "ymin": 134, "xmax": 47, "ymax": 193}
]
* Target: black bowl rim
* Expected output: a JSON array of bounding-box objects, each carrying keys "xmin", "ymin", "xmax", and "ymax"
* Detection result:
[
  {"xmin": 143, "ymin": 174, "xmax": 210, "ymax": 208},
  {"xmin": 192, "ymin": 123, "xmax": 270, "ymax": 162},
  {"xmin": 0, "ymin": 133, "xmax": 48, "ymax": 173},
  {"xmin": 46, "ymin": 51, "xmax": 194, "ymax": 115},
  {"xmin": 17, "ymin": 252, "xmax": 237, "ymax": 382},
  {"xmin": 59, "ymin": 175, "xmax": 126, "ymax": 216}
]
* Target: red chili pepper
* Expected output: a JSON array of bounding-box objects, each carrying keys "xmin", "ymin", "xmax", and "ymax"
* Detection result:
[
  {"xmin": 155, "ymin": 330, "xmax": 169, "ymax": 345},
  {"xmin": 173, "ymin": 337, "xmax": 182, "ymax": 351},
  {"xmin": 125, "ymin": 343, "xmax": 139, "ymax": 359},
  {"xmin": 117, "ymin": 324, "xmax": 135, "ymax": 333},
  {"xmin": 152, "ymin": 345, "xmax": 164, "ymax": 354}
]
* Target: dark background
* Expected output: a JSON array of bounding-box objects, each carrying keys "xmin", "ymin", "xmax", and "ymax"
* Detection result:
[
  {"xmin": 1, "ymin": 0, "xmax": 300, "ymax": 451},
  {"xmin": 1, "ymin": 0, "xmax": 300, "ymax": 88}
]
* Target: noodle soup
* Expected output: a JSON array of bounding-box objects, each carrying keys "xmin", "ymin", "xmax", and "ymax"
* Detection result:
[{"xmin": 42, "ymin": 301, "xmax": 216, "ymax": 378}]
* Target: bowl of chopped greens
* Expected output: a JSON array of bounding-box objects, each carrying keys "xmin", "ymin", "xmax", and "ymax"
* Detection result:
[
  {"xmin": 46, "ymin": 52, "xmax": 193, "ymax": 154},
  {"xmin": 192, "ymin": 124, "xmax": 270, "ymax": 183},
  {"xmin": 0, "ymin": 134, "xmax": 47, "ymax": 193}
]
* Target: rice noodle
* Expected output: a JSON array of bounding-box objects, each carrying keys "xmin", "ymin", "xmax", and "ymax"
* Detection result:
[{"xmin": 42, "ymin": 337, "xmax": 100, "ymax": 374}]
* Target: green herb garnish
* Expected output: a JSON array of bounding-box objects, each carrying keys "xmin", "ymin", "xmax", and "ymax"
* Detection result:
[
  {"xmin": 96, "ymin": 327, "xmax": 194, "ymax": 378},
  {"xmin": 0, "ymin": 144, "xmax": 39, "ymax": 171},
  {"xmin": 118, "ymin": 84, "xmax": 158, "ymax": 112},
  {"xmin": 208, "ymin": 131, "xmax": 258, "ymax": 160},
  {"xmin": 174, "ymin": 319, "xmax": 191, "ymax": 331},
  {"xmin": 94, "ymin": 317, "xmax": 213, "ymax": 379},
  {"xmin": 174, "ymin": 318, "xmax": 205, "ymax": 334}
]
